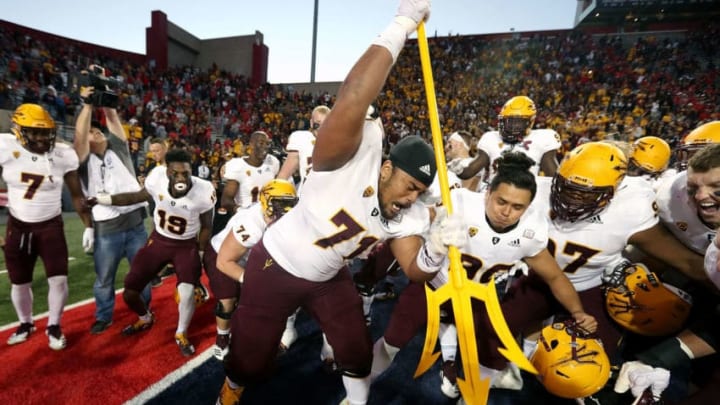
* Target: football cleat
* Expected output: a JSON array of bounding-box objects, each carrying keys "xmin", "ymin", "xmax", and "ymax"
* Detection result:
[
  {"xmin": 7, "ymin": 322, "xmax": 36, "ymax": 345},
  {"xmin": 175, "ymin": 332, "xmax": 196, "ymax": 357},
  {"xmin": 216, "ymin": 379, "xmax": 244, "ymax": 405},
  {"xmin": 121, "ymin": 314, "xmax": 155, "ymax": 336},
  {"xmin": 374, "ymin": 282, "xmax": 397, "ymax": 301},
  {"xmin": 439, "ymin": 360, "xmax": 460, "ymax": 398},
  {"xmin": 213, "ymin": 333, "xmax": 230, "ymax": 360},
  {"xmin": 491, "ymin": 362, "xmax": 523, "ymax": 391},
  {"xmin": 46, "ymin": 324, "xmax": 67, "ymax": 350}
]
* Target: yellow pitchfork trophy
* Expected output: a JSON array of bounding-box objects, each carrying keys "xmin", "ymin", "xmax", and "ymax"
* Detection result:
[{"xmin": 414, "ymin": 22, "xmax": 538, "ymax": 405}]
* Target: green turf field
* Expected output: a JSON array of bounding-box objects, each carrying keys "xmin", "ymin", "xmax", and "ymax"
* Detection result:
[{"xmin": 0, "ymin": 213, "xmax": 151, "ymax": 326}]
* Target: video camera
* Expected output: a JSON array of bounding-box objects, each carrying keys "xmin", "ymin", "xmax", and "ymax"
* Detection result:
[{"xmin": 78, "ymin": 65, "xmax": 120, "ymax": 108}]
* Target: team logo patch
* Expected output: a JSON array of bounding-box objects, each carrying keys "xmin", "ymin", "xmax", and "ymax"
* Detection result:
[
  {"xmin": 159, "ymin": 195, "xmax": 164, "ymax": 201},
  {"xmin": 246, "ymin": 170, "xmax": 252, "ymax": 177},
  {"xmin": 676, "ymin": 221, "xmax": 688, "ymax": 232},
  {"xmin": 263, "ymin": 259, "xmax": 274, "ymax": 270},
  {"xmin": 419, "ymin": 164, "xmax": 431, "ymax": 176},
  {"xmin": 311, "ymin": 139, "xmax": 316, "ymax": 146},
  {"xmin": 508, "ymin": 239, "xmax": 520, "ymax": 247},
  {"xmin": 371, "ymin": 207, "xmax": 379, "ymax": 216},
  {"xmin": 523, "ymin": 229, "xmax": 535, "ymax": 239},
  {"xmin": 468, "ymin": 227, "xmax": 478, "ymax": 237},
  {"xmin": 363, "ymin": 186, "xmax": 375, "ymax": 197},
  {"xmin": 12, "ymin": 151, "xmax": 20, "ymax": 159},
  {"xmin": 492, "ymin": 237, "xmax": 500, "ymax": 245}
]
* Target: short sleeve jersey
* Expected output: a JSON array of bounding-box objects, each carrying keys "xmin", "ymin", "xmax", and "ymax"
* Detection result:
[
  {"xmin": 429, "ymin": 188, "xmax": 548, "ymax": 289},
  {"xmin": 263, "ymin": 121, "xmax": 430, "ymax": 282},
  {"xmin": 144, "ymin": 170, "xmax": 216, "ymax": 240},
  {"xmin": 223, "ymin": 155, "xmax": 280, "ymax": 208},
  {"xmin": 0, "ymin": 133, "xmax": 78, "ymax": 222},
  {"xmin": 532, "ymin": 176, "xmax": 659, "ymax": 291},
  {"xmin": 477, "ymin": 129, "xmax": 561, "ymax": 178}
]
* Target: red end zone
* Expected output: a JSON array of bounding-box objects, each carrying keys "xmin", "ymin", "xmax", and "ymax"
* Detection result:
[{"xmin": 0, "ymin": 275, "xmax": 217, "ymax": 405}]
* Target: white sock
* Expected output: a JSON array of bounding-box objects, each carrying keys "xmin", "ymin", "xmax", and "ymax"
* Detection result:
[
  {"xmin": 11, "ymin": 282, "xmax": 33, "ymax": 323},
  {"xmin": 361, "ymin": 294, "xmax": 374, "ymax": 319},
  {"xmin": 342, "ymin": 375, "xmax": 369, "ymax": 405},
  {"xmin": 217, "ymin": 327, "xmax": 230, "ymax": 335},
  {"xmin": 480, "ymin": 364, "xmax": 501, "ymax": 382},
  {"xmin": 321, "ymin": 333, "xmax": 335, "ymax": 361},
  {"xmin": 47, "ymin": 276, "xmax": 68, "ymax": 326},
  {"xmin": 439, "ymin": 323, "xmax": 457, "ymax": 362},
  {"xmin": 176, "ymin": 282, "xmax": 195, "ymax": 334},
  {"xmin": 370, "ymin": 337, "xmax": 400, "ymax": 381}
]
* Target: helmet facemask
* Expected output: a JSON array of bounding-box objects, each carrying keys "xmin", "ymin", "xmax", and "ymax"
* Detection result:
[
  {"xmin": 498, "ymin": 116, "xmax": 532, "ymax": 144},
  {"xmin": 550, "ymin": 175, "xmax": 614, "ymax": 222},
  {"xmin": 266, "ymin": 196, "xmax": 298, "ymax": 221}
]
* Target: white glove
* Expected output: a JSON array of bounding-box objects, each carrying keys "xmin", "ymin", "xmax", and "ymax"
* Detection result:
[
  {"xmin": 447, "ymin": 157, "xmax": 472, "ymax": 176},
  {"xmin": 95, "ymin": 192, "xmax": 113, "ymax": 205},
  {"xmin": 397, "ymin": 0, "xmax": 431, "ymax": 27},
  {"xmin": 428, "ymin": 206, "xmax": 467, "ymax": 256},
  {"xmin": 82, "ymin": 227, "xmax": 94, "ymax": 253},
  {"xmin": 614, "ymin": 361, "xmax": 670, "ymax": 399}
]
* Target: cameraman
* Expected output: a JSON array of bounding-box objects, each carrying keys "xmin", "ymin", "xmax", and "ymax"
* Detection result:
[{"xmin": 74, "ymin": 83, "xmax": 151, "ymax": 335}]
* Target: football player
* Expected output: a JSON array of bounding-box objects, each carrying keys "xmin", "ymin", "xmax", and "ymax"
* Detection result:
[
  {"xmin": 220, "ymin": 130, "xmax": 280, "ymax": 212},
  {"xmin": 90, "ymin": 148, "xmax": 215, "ymax": 356},
  {"xmin": 444, "ymin": 130, "xmax": 482, "ymax": 190},
  {"xmin": 370, "ymin": 152, "xmax": 596, "ymax": 398},
  {"xmin": 449, "ymin": 95, "xmax": 561, "ymax": 180},
  {"xmin": 675, "ymin": 121, "xmax": 720, "ymax": 171},
  {"xmin": 204, "ymin": 179, "xmax": 298, "ymax": 360},
  {"xmin": 3, "ymin": 103, "xmax": 92, "ymax": 350},
  {"xmin": 216, "ymin": 2, "xmax": 468, "ymax": 404}
]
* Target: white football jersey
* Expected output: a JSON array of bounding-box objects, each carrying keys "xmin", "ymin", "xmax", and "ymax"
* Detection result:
[
  {"xmin": 144, "ymin": 169, "xmax": 216, "ymax": 240},
  {"xmin": 263, "ymin": 122, "xmax": 430, "ymax": 282},
  {"xmin": 656, "ymin": 170, "xmax": 715, "ymax": 255},
  {"xmin": 429, "ymin": 188, "xmax": 548, "ymax": 289},
  {"xmin": 0, "ymin": 133, "xmax": 78, "ymax": 222},
  {"xmin": 477, "ymin": 129, "xmax": 561, "ymax": 178},
  {"xmin": 533, "ymin": 176, "xmax": 659, "ymax": 291},
  {"xmin": 210, "ymin": 203, "xmax": 267, "ymax": 252},
  {"xmin": 223, "ymin": 155, "xmax": 280, "ymax": 208},
  {"xmin": 285, "ymin": 129, "xmax": 316, "ymax": 192},
  {"xmin": 421, "ymin": 170, "xmax": 463, "ymax": 206}
]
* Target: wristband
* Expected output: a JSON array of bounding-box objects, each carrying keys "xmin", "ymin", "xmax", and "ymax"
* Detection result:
[
  {"xmin": 416, "ymin": 243, "xmax": 444, "ymax": 274},
  {"xmin": 371, "ymin": 16, "xmax": 415, "ymax": 63},
  {"xmin": 96, "ymin": 193, "xmax": 112, "ymax": 205}
]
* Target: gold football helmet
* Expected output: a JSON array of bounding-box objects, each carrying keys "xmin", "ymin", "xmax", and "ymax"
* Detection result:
[
  {"xmin": 604, "ymin": 262, "xmax": 692, "ymax": 336},
  {"xmin": 551, "ymin": 142, "xmax": 627, "ymax": 222},
  {"xmin": 629, "ymin": 136, "xmax": 671, "ymax": 177},
  {"xmin": 676, "ymin": 121, "xmax": 720, "ymax": 170},
  {"xmin": 259, "ymin": 179, "xmax": 298, "ymax": 221},
  {"xmin": 11, "ymin": 103, "xmax": 56, "ymax": 153},
  {"xmin": 531, "ymin": 320, "xmax": 611, "ymax": 399},
  {"xmin": 498, "ymin": 96, "xmax": 536, "ymax": 144}
]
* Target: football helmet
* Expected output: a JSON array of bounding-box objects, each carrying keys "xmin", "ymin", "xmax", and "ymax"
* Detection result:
[
  {"xmin": 629, "ymin": 136, "xmax": 671, "ymax": 177},
  {"xmin": 11, "ymin": 103, "xmax": 56, "ymax": 154},
  {"xmin": 604, "ymin": 262, "xmax": 692, "ymax": 337},
  {"xmin": 551, "ymin": 142, "xmax": 627, "ymax": 222},
  {"xmin": 531, "ymin": 320, "xmax": 611, "ymax": 399},
  {"xmin": 259, "ymin": 179, "xmax": 298, "ymax": 221},
  {"xmin": 676, "ymin": 121, "xmax": 720, "ymax": 170},
  {"xmin": 174, "ymin": 283, "xmax": 210, "ymax": 306},
  {"xmin": 498, "ymin": 96, "xmax": 536, "ymax": 144}
]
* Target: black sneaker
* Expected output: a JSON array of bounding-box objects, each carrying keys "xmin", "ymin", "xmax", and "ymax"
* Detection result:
[
  {"xmin": 90, "ymin": 320, "xmax": 112, "ymax": 334},
  {"xmin": 121, "ymin": 315, "xmax": 155, "ymax": 336},
  {"xmin": 159, "ymin": 264, "xmax": 176, "ymax": 278},
  {"xmin": 213, "ymin": 333, "xmax": 230, "ymax": 360},
  {"xmin": 7, "ymin": 322, "xmax": 36, "ymax": 345}
]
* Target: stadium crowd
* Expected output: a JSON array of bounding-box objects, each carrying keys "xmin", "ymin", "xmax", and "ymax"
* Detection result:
[{"xmin": 1, "ymin": 2, "xmax": 720, "ymax": 404}]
